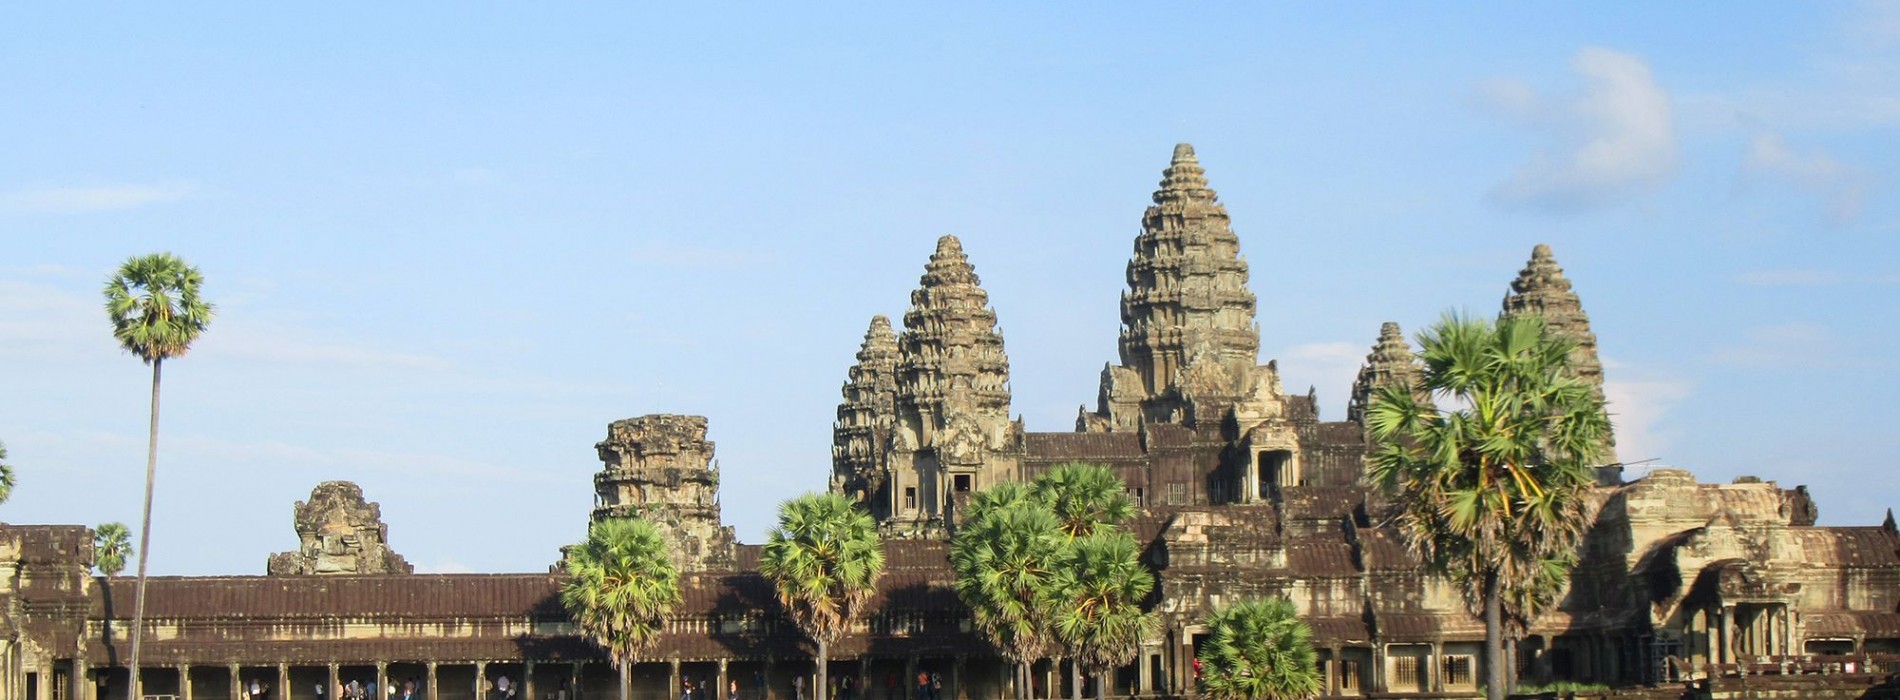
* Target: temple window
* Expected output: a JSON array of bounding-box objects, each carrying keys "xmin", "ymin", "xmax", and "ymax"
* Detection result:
[{"xmin": 904, "ymin": 487, "xmax": 917, "ymax": 510}]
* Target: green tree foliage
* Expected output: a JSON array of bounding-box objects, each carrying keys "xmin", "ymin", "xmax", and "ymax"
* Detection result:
[
  {"xmin": 1030, "ymin": 462, "xmax": 1136, "ymax": 537},
  {"xmin": 951, "ymin": 483, "xmax": 1065, "ymax": 699},
  {"xmin": 1195, "ymin": 597, "xmax": 1322, "ymax": 700},
  {"xmin": 952, "ymin": 463, "xmax": 1156, "ymax": 700},
  {"xmin": 1367, "ymin": 312, "xmax": 1610, "ymax": 700},
  {"xmin": 760, "ymin": 493, "xmax": 885, "ymax": 700},
  {"xmin": 104, "ymin": 252, "xmax": 212, "ymax": 700},
  {"xmin": 94, "ymin": 522, "xmax": 134, "ymax": 578},
  {"xmin": 1047, "ymin": 529, "xmax": 1158, "ymax": 700},
  {"xmin": 0, "ymin": 440, "xmax": 15, "ymax": 507},
  {"xmin": 561, "ymin": 518, "xmax": 682, "ymax": 700}
]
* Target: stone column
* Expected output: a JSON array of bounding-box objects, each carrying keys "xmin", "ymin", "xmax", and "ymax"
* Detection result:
[
  {"xmin": 425, "ymin": 664, "xmax": 438, "ymax": 700},
  {"xmin": 569, "ymin": 663, "xmax": 582, "ymax": 700},
  {"xmin": 716, "ymin": 659, "xmax": 728, "ymax": 700},
  {"xmin": 180, "ymin": 665, "xmax": 195, "ymax": 700},
  {"xmin": 279, "ymin": 665, "xmax": 292, "ymax": 700},
  {"xmin": 1426, "ymin": 643, "xmax": 1441, "ymax": 693},
  {"xmin": 522, "ymin": 662, "xmax": 534, "ymax": 700},
  {"xmin": 668, "ymin": 658, "xmax": 680, "ymax": 700},
  {"xmin": 376, "ymin": 664, "xmax": 389, "ymax": 700},
  {"xmin": 1327, "ymin": 647, "xmax": 1341, "ymax": 696},
  {"xmin": 329, "ymin": 664, "xmax": 341, "ymax": 700},
  {"xmin": 229, "ymin": 664, "xmax": 242, "ymax": 700},
  {"xmin": 37, "ymin": 662, "xmax": 53, "ymax": 700},
  {"xmin": 475, "ymin": 662, "xmax": 488, "ymax": 700}
]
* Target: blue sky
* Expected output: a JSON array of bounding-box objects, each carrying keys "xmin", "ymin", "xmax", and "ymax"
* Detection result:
[{"xmin": 2, "ymin": 4, "xmax": 1895, "ymax": 575}]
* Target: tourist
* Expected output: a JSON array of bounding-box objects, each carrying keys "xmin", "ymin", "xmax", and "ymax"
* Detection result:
[
  {"xmin": 400, "ymin": 680, "xmax": 418, "ymax": 700},
  {"xmin": 793, "ymin": 675, "xmax": 805, "ymax": 700},
  {"xmin": 249, "ymin": 679, "xmax": 270, "ymax": 700},
  {"xmin": 913, "ymin": 672, "xmax": 928, "ymax": 700},
  {"xmin": 928, "ymin": 674, "xmax": 940, "ymax": 700},
  {"xmin": 497, "ymin": 675, "xmax": 515, "ymax": 700},
  {"xmin": 682, "ymin": 678, "xmax": 696, "ymax": 700},
  {"xmin": 728, "ymin": 679, "xmax": 740, "ymax": 700}
]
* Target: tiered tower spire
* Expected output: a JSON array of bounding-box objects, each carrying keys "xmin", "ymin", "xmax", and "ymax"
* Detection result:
[
  {"xmin": 1501, "ymin": 243, "xmax": 1618, "ymax": 466},
  {"xmin": 884, "ymin": 235, "xmax": 1016, "ymax": 536},
  {"xmin": 832, "ymin": 315, "xmax": 900, "ymax": 518},
  {"xmin": 1347, "ymin": 322, "xmax": 1428, "ymax": 426},
  {"xmin": 592, "ymin": 415, "xmax": 737, "ymax": 571},
  {"xmin": 1086, "ymin": 143, "xmax": 1270, "ymax": 431}
]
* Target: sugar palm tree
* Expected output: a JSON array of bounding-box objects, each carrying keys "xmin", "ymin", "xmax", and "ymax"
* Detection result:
[
  {"xmin": 951, "ymin": 483, "xmax": 1065, "ymax": 699},
  {"xmin": 0, "ymin": 440, "xmax": 15, "ymax": 507},
  {"xmin": 760, "ymin": 493, "xmax": 885, "ymax": 700},
  {"xmin": 104, "ymin": 252, "xmax": 212, "ymax": 700},
  {"xmin": 562, "ymin": 517, "xmax": 682, "ymax": 700},
  {"xmin": 1029, "ymin": 463, "xmax": 1136, "ymax": 537},
  {"xmin": 1046, "ymin": 529, "xmax": 1157, "ymax": 700},
  {"xmin": 95, "ymin": 522, "xmax": 134, "ymax": 578},
  {"xmin": 1195, "ymin": 597, "xmax": 1322, "ymax": 700},
  {"xmin": 1366, "ymin": 312, "xmax": 1609, "ymax": 700}
]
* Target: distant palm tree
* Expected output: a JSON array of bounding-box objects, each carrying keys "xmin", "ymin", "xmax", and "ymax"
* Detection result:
[
  {"xmin": 760, "ymin": 493, "xmax": 885, "ymax": 700},
  {"xmin": 94, "ymin": 522, "xmax": 134, "ymax": 578},
  {"xmin": 951, "ymin": 483, "xmax": 1065, "ymax": 699},
  {"xmin": 0, "ymin": 440, "xmax": 15, "ymax": 507},
  {"xmin": 103, "ymin": 251, "xmax": 213, "ymax": 700},
  {"xmin": 1029, "ymin": 463, "xmax": 1135, "ymax": 537},
  {"xmin": 1195, "ymin": 597, "xmax": 1322, "ymax": 700},
  {"xmin": 1367, "ymin": 312, "xmax": 1609, "ymax": 700},
  {"xmin": 561, "ymin": 518, "xmax": 682, "ymax": 700},
  {"xmin": 1046, "ymin": 530, "xmax": 1157, "ymax": 700}
]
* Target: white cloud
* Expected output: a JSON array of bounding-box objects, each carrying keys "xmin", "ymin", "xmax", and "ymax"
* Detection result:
[
  {"xmin": 1710, "ymin": 323, "xmax": 1836, "ymax": 367},
  {"xmin": 1746, "ymin": 132, "xmax": 1871, "ymax": 225},
  {"xmin": 0, "ymin": 185, "xmax": 194, "ymax": 214},
  {"xmin": 1488, "ymin": 47, "xmax": 1678, "ymax": 211},
  {"xmin": 1734, "ymin": 268, "xmax": 1842, "ymax": 286},
  {"xmin": 1602, "ymin": 376, "xmax": 1691, "ymax": 464}
]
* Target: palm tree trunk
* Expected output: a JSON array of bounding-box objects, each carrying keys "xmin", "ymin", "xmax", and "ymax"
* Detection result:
[
  {"xmin": 620, "ymin": 661, "xmax": 631, "ymax": 700},
  {"xmin": 127, "ymin": 357, "xmax": 162, "ymax": 700},
  {"xmin": 817, "ymin": 640, "xmax": 828, "ymax": 700},
  {"xmin": 1484, "ymin": 570, "xmax": 1505, "ymax": 700}
]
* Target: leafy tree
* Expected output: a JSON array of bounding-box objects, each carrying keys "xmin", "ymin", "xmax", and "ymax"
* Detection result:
[
  {"xmin": 1195, "ymin": 597, "xmax": 1322, "ymax": 700},
  {"xmin": 951, "ymin": 483, "xmax": 1065, "ymax": 699},
  {"xmin": 94, "ymin": 522, "xmax": 134, "ymax": 578},
  {"xmin": 760, "ymin": 493, "xmax": 885, "ymax": 700},
  {"xmin": 104, "ymin": 252, "xmax": 212, "ymax": 700},
  {"xmin": 1030, "ymin": 462, "xmax": 1136, "ymax": 537},
  {"xmin": 1046, "ymin": 529, "xmax": 1157, "ymax": 700},
  {"xmin": 1367, "ymin": 312, "xmax": 1610, "ymax": 700},
  {"xmin": 0, "ymin": 440, "xmax": 14, "ymax": 507},
  {"xmin": 561, "ymin": 518, "xmax": 682, "ymax": 700}
]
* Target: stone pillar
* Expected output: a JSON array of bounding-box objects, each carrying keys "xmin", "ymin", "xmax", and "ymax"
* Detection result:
[
  {"xmin": 669, "ymin": 659, "xmax": 680, "ymax": 700},
  {"xmin": 179, "ymin": 665, "xmax": 195, "ymax": 700},
  {"xmin": 376, "ymin": 664, "xmax": 389, "ymax": 700},
  {"xmin": 425, "ymin": 664, "xmax": 438, "ymax": 700},
  {"xmin": 1135, "ymin": 652, "xmax": 1149, "ymax": 696},
  {"xmin": 950, "ymin": 658, "xmax": 963, "ymax": 700},
  {"xmin": 229, "ymin": 664, "xmax": 242, "ymax": 700},
  {"xmin": 1328, "ymin": 647, "xmax": 1342, "ymax": 696},
  {"xmin": 1426, "ymin": 643, "xmax": 1441, "ymax": 693},
  {"xmin": 279, "ymin": 665, "xmax": 292, "ymax": 700},
  {"xmin": 522, "ymin": 662, "xmax": 534, "ymax": 700},
  {"xmin": 37, "ymin": 662, "xmax": 53, "ymax": 700},
  {"xmin": 569, "ymin": 663, "xmax": 582, "ymax": 700},
  {"xmin": 716, "ymin": 659, "xmax": 728, "ymax": 700},
  {"xmin": 329, "ymin": 664, "xmax": 341, "ymax": 700},
  {"xmin": 902, "ymin": 659, "xmax": 916, "ymax": 700}
]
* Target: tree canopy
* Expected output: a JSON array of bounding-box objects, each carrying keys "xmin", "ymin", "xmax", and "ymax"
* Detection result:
[{"xmin": 1195, "ymin": 597, "xmax": 1322, "ymax": 700}]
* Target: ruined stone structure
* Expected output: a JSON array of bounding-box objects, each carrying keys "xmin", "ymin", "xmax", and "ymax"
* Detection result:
[
  {"xmin": 593, "ymin": 414, "xmax": 737, "ymax": 572},
  {"xmin": 2, "ymin": 144, "xmax": 1896, "ymax": 700},
  {"xmin": 266, "ymin": 481, "xmax": 412, "ymax": 576}
]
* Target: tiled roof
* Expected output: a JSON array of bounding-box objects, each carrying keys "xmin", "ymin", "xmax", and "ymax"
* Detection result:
[{"xmin": 1024, "ymin": 432, "xmax": 1146, "ymax": 461}]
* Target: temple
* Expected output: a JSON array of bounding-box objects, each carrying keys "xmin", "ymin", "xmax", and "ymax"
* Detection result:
[{"xmin": 3, "ymin": 145, "xmax": 1896, "ymax": 700}]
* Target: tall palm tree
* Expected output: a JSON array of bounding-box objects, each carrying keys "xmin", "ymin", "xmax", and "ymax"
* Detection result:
[
  {"xmin": 1366, "ymin": 312, "xmax": 1609, "ymax": 700},
  {"xmin": 1195, "ymin": 598, "xmax": 1322, "ymax": 700},
  {"xmin": 95, "ymin": 522, "xmax": 134, "ymax": 578},
  {"xmin": 1046, "ymin": 530, "xmax": 1157, "ymax": 700},
  {"xmin": 1029, "ymin": 463, "xmax": 1135, "ymax": 537},
  {"xmin": 760, "ymin": 493, "xmax": 885, "ymax": 700},
  {"xmin": 951, "ymin": 483, "xmax": 1065, "ymax": 700},
  {"xmin": 0, "ymin": 440, "xmax": 15, "ymax": 507},
  {"xmin": 103, "ymin": 252, "xmax": 213, "ymax": 700},
  {"xmin": 561, "ymin": 517, "xmax": 683, "ymax": 700}
]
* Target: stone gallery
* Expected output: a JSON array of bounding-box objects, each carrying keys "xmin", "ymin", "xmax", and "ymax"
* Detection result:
[{"xmin": 2, "ymin": 146, "xmax": 1896, "ymax": 700}]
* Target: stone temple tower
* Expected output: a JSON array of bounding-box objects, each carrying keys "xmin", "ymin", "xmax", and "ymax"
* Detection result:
[
  {"xmin": 832, "ymin": 315, "xmax": 901, "ymax": 521},
  {"xmin": 1500, "ymin": 244, "xmax": 1619, "ymax": 476},
  {"xmin": 875, "ymin": 235, "xmax": 1021, "ymax": 538},
  {"xmin": 593, "ymin": 414, "xmax": 737, "ymax": 571},
  {"xmin": 1347, "ymin": 322, "xmax": 1429, "ymax": 428},
  {"xmin": 1079, "ymin": 144, "xmax": 1303, "ymax": 503}
]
